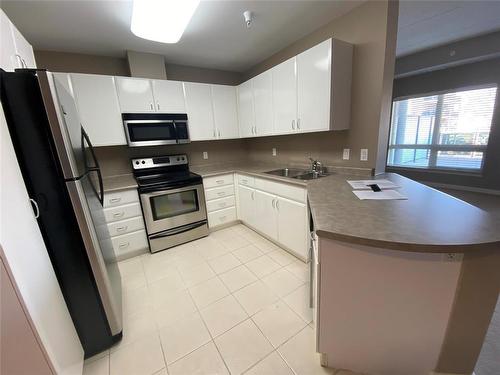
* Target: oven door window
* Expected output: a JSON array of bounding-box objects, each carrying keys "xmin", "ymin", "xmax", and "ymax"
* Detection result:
[
  {"xmin": 127, "ymin": 122, "xmax": 176, "ymax": 142},
  {"xmin": 150, "ymin": 190, "xmax": 199, "ymax": 220}
]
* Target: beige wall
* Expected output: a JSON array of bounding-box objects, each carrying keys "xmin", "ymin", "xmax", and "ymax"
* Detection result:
[
  {"xmin": 34, "ymin": 50, "xmax": 130, "ymax": 76},
  {"xmin": 243, "ymin": 0, "xmax": 398, "ymax": 170},
  {"xmin": 95, "ymin": 140, "xmax": 248, "ymax": 178},
  {"xmin": 165, "ymin": 63, "xmax": 242, "ymax": 85},
  {"xmin": 34, "ymin": 50, "xmax": 242, "ymax": 85}
]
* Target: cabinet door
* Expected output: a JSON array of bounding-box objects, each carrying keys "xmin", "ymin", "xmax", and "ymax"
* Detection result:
[
  {"xmin": 253, "ymin": 70, "xmax": 274, "ymax": 136},
  {"xmin": 211, "ymin": 85, "xmax": 239, "ymax": 139},
  {"xmin": 184, "ymin": 82, "xmax": 216, "ymax": 141},
  {"xmin": 272, "ymin": 57, "xmax": 297, "ymax": 135},
  {"xmin": 0, "ymin": 10, "xmax": 17, "ymax": 71},
  {"xmin": 115, "ymin": 77, "xmax": 155, "ymax": 113},
  {"xmin": 237, "ymin": 185, "xmax": 255, "ymax": 226},
  {"xmin": 254, "ymin": 190, "xmax": 278, "ymax": 240},
  {"xmin": 10, "ymin": 23, "xmax": 36, "ymax": 68},
  {"xmin": 151, "ymin": 80, "xmax": 186, "ymax": 113},
  {"xmin": 237, "ymin": 80, "xmax": 255, "ymax": 138},
  {"xmin": 71, "ymin": 74, "xmax": 126, "ymax": 146},
  {"xmin": 277, "ymin": 197, "xmax": 308, "ymax": 259},
  {"xmin": 297, "ymin": 39, "xmax": 331, "ymax": 132}
]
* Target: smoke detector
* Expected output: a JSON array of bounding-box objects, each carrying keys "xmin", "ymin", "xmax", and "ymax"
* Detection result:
[{"xmin": 243, "ymin": 11, "xmax": 253, "ymax": 28}]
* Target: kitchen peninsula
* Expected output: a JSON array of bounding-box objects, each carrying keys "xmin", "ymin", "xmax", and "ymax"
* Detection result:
[{"xmin": 191, "ymin": 164, "xmax": 500, "ymax": 375}]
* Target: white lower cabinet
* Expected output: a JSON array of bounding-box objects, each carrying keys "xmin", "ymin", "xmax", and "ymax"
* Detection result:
[
  {"xmin": 235, "ymin": 174, "xmax": 309, "ymax": 259},
  {"xmin": 102, "ymin": 188, "xmax": 148, "ymax": 260},
  {"xmin": 254, "ymin": 190, "xmax": 278, "ymax": 240},
  {"xmin": 204, "ymin": 174, "xmax": 237, "ymax": 229},
  {"xmin": 237, "ymin": 185, "xmax": 256, "ymax": 226},
  {"xmin": 276, "ymin": 197, "xmax": 308, "ymax": 258}
]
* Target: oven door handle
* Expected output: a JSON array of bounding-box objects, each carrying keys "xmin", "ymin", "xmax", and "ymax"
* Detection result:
[
  {"xmin": 149, "ymin": 221, "xmax": 207, "ymax": 239},
  {"xmin": 140, "ymin": 183, "xmax": 203, "ymax": 198}
]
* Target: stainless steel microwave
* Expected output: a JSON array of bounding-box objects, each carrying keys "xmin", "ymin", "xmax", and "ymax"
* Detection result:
[{"xmin": 122, "ymin": 113, "xmax": 190, "ymax": 147}]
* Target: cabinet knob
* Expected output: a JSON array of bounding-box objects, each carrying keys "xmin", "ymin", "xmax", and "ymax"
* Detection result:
[{"xmin": 150, "ymin": 103, "xmax": 154, "ymax": 110}]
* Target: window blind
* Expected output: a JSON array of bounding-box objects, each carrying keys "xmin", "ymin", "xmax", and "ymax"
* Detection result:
[{"xmin": 387, "ymin": 85, "xmax": 497, "ymax": 171}]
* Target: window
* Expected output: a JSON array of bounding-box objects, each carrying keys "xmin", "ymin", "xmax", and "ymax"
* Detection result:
[{"xmin": 387, "ymin": 85, "xmax": 497, "ymax": 171}]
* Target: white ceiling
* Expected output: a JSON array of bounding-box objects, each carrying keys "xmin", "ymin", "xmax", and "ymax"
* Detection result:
[
  {"xmin": 1, "ymin": 0, "xmax": 362, "ymax": 72},
  {"xmin": 397, "ymin": 0, "xmax": 500, "ymax": 57}
]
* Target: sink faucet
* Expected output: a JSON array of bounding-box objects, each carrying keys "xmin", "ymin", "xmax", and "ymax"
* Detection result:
[{"xmin": 309, "ymin": 157, "xmax": 322, "ymax": 174}]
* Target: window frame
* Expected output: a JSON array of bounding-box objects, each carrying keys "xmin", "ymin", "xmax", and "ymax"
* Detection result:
[{"xmin": 386, "ymin": 83, "xmax": 498, "ymax": 174}]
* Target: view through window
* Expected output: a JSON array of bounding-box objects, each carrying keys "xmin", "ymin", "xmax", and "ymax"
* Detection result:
[{"xmin": 387, "ymin": 85, "xmax": 497, "ymax": 171}]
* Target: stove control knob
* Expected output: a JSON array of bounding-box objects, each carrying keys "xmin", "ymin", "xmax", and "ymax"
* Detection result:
[
  {"xmin": 177, "ymin": 157, "xmax": 180, "ymax": 161},
  {"xmin": 135, "ymin": 161, "xmax": 139, "ymax": 165},
  {"xmin": 141, "ymin": 160, "xmax": 145, "ymax": 164}
]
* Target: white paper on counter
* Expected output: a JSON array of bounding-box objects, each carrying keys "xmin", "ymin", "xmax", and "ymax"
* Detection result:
[
  {"xmin": 347, "ymin": 179, "xmax": 400, "ymax": 190},
  {"xmin": 352, "ymin": 189, "xmax": 407, "ymax": 200}
]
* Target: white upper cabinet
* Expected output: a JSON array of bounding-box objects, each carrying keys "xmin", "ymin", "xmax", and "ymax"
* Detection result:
[
  {"xmin": 115, "ymin": 77, "xmax": 155, "ymax": 113},
  {"xmin": 211, "ymin": 84, "xmax": 239, "ymax": 139},
  {"xmin": 272, "ymin": 57, "xmax": 297, "ymax": 135},
  {"xmin": 297, "ymin": 39, "xmax": 331, "ymax": 132},
  {"xmin": 237, "ymin": 80, "xmax": 255, "ymax": 138},
  {"xmin": 184, "ymin": 82, "xmax": 216, "ymax": 141},
  {"xmin": 0, "ymin": 10, "xmax": 17, "ymax": 71},
  {"xmin": 151, "ymin": 80, "xmax": 186, "ymax": 113},
  {"xmin": 0, "ymin": 9, "xmax": 36, "ymax": 71},
  {"xmin": 252, "ymin": 70, "xmax": 274, "ymax": 136},
  {"xmin": 11, "ymin": 24, "xmax": 36, "ymax": 68},
  {"xmin": 70, "ymin": 74, "xmax": 126, "ymax": 146}
]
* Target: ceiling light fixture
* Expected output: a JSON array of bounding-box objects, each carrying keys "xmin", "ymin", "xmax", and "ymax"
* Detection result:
[{"xmin": 131, "ymin": 0, "xmax": 200, "ymax": 44}]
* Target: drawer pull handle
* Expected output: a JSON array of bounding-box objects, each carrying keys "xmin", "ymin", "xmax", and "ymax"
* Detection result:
[
  {"xmin": 216, "ymin": 180, "xmax": 224, "ymax": 184},
  {"xmin": 116, "ymin": 226, "xmax": 128, "ymax": 232},
  {"xmin": 113, "ymin": 212, "xmax": 125, "ymax": 218},
  {"xmin": 109, "ymin": 197, "xmax": 122, "ymax": 203},
  {"xmin": 217, "ymin": 192, "xmax": 226, "ymax": 196},
  {"xmin": 119, "ymin": 242, "xmax": 130, "ymax": 249}
]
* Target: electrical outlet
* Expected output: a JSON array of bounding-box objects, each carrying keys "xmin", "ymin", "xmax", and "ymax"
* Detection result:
[
  {"xmin": 360, "ymin": 149, "xmax": 368, "ymax": 161},
  {"xmin": 202, "ymin": 151, "xmax": 208, "ymax": 160},
  {"xmin": 342, "ymin": 148, "xmax": 350, "ymax": 160},
  {"xmin": 272, "ymin": 148, "xmax": 277, "ymax": 156}
]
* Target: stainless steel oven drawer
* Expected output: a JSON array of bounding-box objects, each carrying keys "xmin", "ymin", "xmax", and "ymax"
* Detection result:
[{"xmin": 149, "ymin": 221, "xmax": 208, "ymax": 252}]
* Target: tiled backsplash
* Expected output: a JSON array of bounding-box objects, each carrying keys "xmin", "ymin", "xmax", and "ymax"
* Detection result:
[
  {"xmin": 94, "ymin": 139, "xmax": 249, "ymax": 177},
  {"xmin": 95, "ymin": 132, "xmax": 374, "ymax": 178}
]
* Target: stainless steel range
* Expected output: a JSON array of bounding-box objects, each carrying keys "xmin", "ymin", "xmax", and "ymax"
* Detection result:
[{"xmin": 132, "ymin": 154, "xmax": 208, "ymax": 252}]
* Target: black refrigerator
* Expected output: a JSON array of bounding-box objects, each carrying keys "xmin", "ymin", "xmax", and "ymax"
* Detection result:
[{"xmin": 0, "ymin": 69, "xmax": 122, "ymax": 357}]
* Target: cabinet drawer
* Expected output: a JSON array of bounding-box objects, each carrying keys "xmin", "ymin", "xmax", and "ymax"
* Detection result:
[
  {"xmin": 203, "ymin": 174, "xmax": 234, "ymax": 189},
  {"xmin": 254, "ymin": 178, "xmax": 306, "ymax": 203},
  {"xmin": 111, "ymin": 230, "xmax": 148, "ymax": 257},
  {"xmin": 205, "ymin": 185, "xmax": 234, "ymax": 201},
  {"xmin": 208, "ymin": 207, "xmax": 237, "ymax": 228},
  {"xmin": 107, "ymin": 216, "xmax": 144, "ymax": 237},
  {"xmin": 206, "ymin": 196, "xmax": 235, "ymax": 213},
  {"xmin": 237, "ymin": 174, "xmax": 255, "ymax": 187},
  {"xmin": 104, "ymin": 189, "xmax": 139, "ymax": 208},
  {"xmin": 104, "ymin": 203, "xmax": 142, "ymax": 223}
]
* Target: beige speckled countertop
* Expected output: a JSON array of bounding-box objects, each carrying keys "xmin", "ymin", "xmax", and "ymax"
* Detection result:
[
  {"xmin": 192, "ymin": 163, "xmax": 500, "ymax": 252},
  {"xmin": 102, "ymin": 174, "xmax": 137, "ymax": 193}
]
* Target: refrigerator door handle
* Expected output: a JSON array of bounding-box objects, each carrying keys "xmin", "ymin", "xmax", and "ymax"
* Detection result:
[
  {"xmin": 81, "ymin": 127, "xmax": 104, "ymax": 206},
  {"xmin": 29, "ymin": 198, "xmax": 40, "ymax": 219}
]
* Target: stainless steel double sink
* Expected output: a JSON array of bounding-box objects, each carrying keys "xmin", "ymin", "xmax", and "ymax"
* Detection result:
[{"xmin": 264, "ymin": 168, "xmax": 331, "ymax": 181}]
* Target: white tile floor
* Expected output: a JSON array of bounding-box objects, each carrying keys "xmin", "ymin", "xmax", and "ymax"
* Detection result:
[{"xmin": 83, "ymin": 224, "xmax": 333, "ymax": 375}]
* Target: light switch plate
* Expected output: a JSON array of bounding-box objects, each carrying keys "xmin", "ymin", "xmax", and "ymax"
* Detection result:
[
  {"xmin": 202, "ymin": 151, "xmax": 208, "ymax": 160},
  {"xmin": 272, "ymin": 148, "xmax": 277, "ymax": 156},
  {"xmin": 342, "ymin": 148, "xmax": 350, "ymax": 160},
  {"xmin": 360, "ymin": 149, "xmax": 368, "ymax": 161}
]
